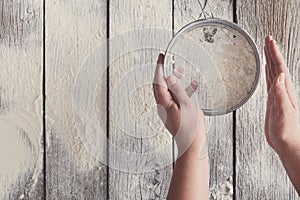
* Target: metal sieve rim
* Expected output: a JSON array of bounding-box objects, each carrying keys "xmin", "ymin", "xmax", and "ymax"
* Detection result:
[{"xmin": 164, "ymin": 18, "xmax": 260, "ymax": 116}]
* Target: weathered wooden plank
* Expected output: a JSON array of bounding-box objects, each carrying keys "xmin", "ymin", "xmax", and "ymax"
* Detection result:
[
  {"xmin": 236, "ymin": 0, "xmax": 300, "ymax": 199},
  {"xmin": 173, "ymin": 0, "xmax": 234, "ymax": 199},
  {"xmin": 0, "ymin": 0, "xmax": 44, "ymax": 199},
  {"xmin": 45, "ymin": 0, "xmax": 108, "ymax": 199},
  {"xmin": 108, "ymin": 0, "xmax": 173, "ymax": 199}
]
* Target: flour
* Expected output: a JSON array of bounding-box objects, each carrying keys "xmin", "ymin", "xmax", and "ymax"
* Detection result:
[
  {"xmin": 210, "ymin": 176, "xmax": 233, "ymax": 200},
  {"xmin": 46, "ymin": 0, "xmax": 107, "ymax": 172},
  {"xmin": 0, "ymin": 111, "xmax": 39, "ymax": 199},
  {"xmin": 0, "ymin": 0, "xmax": 43, "ymax": 196},
  {"xmin": 189, "ymin": 25, "xmax": 258, "ymax": 111}
]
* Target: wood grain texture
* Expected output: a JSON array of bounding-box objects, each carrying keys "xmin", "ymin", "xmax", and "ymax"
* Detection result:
[
  {"xmin": 45, "ymin": 0, "xmax": 107, "ymax": 199},
  {"xmin": 173, "ymin": 0, "xmax": 234, "ymax": 199},
  {"xmin": 108, "ymin": 0, "xmax": 173, "ymax": 199},
  {"xmin": 0, "ymin": 0, "xmax": 44, "ymax": 199},
  {"xmin": 236, "ymin": 0, "xmax": 300, "ymax": 199},
  {"xmin": 0, "ymin": 0, "xmax": 39, "ymax": 46}
]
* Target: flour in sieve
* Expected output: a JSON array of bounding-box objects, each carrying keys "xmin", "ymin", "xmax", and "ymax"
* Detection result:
[{"xmin": 185, "ymin": 25, "xmax": 257, "ymax": 110}]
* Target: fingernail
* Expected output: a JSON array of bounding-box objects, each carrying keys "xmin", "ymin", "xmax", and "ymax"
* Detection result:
[
  {"xmin": 166, "ymin": 75, "xmax": 176, "ymax": 86},
  {"xmin": 157, "ymin": 53, "xmax": 163, "ymax": 60},
  {"xmin": 177, "ymin": 67, "xmax": 184, "ymax": 74},
  {"xmin": 191, "ymin": 80, "xmax": 198, "ymax": 90},
  {"xmin": 269, "ymin": 35, "xmax": 273, "ymax": 41},
  {"xmin": 269, "ymin": 39, "xmax": 276, "ymax": 48},
  {"xmin": 278, "ymin": 73, "xmax": 285, "ymax": 85}
]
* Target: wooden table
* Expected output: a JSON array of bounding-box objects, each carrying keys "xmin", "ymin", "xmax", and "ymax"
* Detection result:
[{"xmin": 1, "ymin": 0, "xmax": 299, "ymax": 199}]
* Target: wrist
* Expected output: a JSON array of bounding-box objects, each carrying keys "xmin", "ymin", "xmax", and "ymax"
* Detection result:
[
  {"xmin": 175, "ymin": 129, "xmax": 207, "ymax": 158},
  {"xmin": 275, "ymin": 137, "xmax": 300, "ymax": 159}
]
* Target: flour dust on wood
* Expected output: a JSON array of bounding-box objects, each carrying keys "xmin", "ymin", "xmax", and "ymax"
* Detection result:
[{"xmin": 0, "ymin": 111, "xmax": 41, "ymax": 199}]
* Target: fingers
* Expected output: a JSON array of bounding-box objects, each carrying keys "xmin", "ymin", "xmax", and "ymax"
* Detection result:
[
  {"xmin": 269, "ymin": 39, "xmax": 298, "ymax": 108},
  {"xmin": 174, "ymin": 67, "xmax": 184, "ymax": 79},
  {"xmin": 153, "ymin": 54, "xmax": 173, "ymax": 108},
  {"xmin": 154, "ymin": 53, "xmax": 167, "ymax": 87},
  {"xmin": 269, "ymin": 39, "xmax": 287, "ymax": 74},
  {"xmin": 264, "ymin": 47, "xmax": 272, "ymax": 83},
  {"xmin": 166, "ymin": 75, "xmax": 190, "ymax": 104},
  {"xmin": 174, "ymin": 67, "xmax": 198, "ymax": 97},
  {"xmin": 265, "ymin": 64, "xmax": 271, "ymax": 92},
  {"xmin": 154, "ymin": 53, "xmax": 198, "ymax": 107},
  {"xmin": 265, "ymin": 36, "xmax": 298, "ymax": 109},
  {"xmin": 265, "ymin": 36, "xmax": 275, "ymax": 80},
  {"xmin": 273, "ymin": 73, "xmax": 291, "ymax": 110},
  {"xmin": 185, "ymin": 80, "xmax": 198, "ymax": 97}
]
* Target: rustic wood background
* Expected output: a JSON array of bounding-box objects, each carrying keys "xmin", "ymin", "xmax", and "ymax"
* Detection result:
[{"xmin": 0, "ymin": 0, "xmax": 299, "ymax": 199}]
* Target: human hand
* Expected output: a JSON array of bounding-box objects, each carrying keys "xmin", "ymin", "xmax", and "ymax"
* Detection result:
[
  {"xmin": 264, "ymin": 36, "xmax": 300, "ymax": 155},
  {"xmin": 153, "ymin": 53, "xmax": 207, "ymax": 156}
]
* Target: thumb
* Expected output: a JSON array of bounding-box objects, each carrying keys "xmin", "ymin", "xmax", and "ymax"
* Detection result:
[
  {"xmin": 274, "ymin": 73, "xmax": 290, "ymax": 108},
  {"xmin": 166, "ymin": 75, "xmax": 189, "ymax": 104}
]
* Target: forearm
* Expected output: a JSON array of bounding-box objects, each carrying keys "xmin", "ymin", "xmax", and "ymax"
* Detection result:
[
  {"xmin": 277, "ymin": 141, "xmax": 300, "ymax": 195},
  {"xmin": 167, "ymin": 137, "xmax": 209, "ymax": 200}
]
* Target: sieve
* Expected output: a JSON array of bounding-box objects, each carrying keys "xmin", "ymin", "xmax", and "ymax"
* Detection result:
[{"xmin": 164, "ymin": 18, "xmax": 260, "ymax": 116}]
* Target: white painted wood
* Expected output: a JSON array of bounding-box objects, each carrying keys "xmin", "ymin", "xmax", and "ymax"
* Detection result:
[
  {"xmin": 236, "ymin": 0, "xmax": 300, "ymax": 199},
  {"xmin": 45, "ymin": 0, "xmax": 108, "ymax": 199},
  {"xmin": 0, "ymin": 0, "xmax": 44, "ymax": 199},
  {"xmin": 4, "ymin": 0, "xmax": 300, "ymax": 199},
  {"xmin": 108, "ymin": 0, "xmax": 173, "ymax": 199}
]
